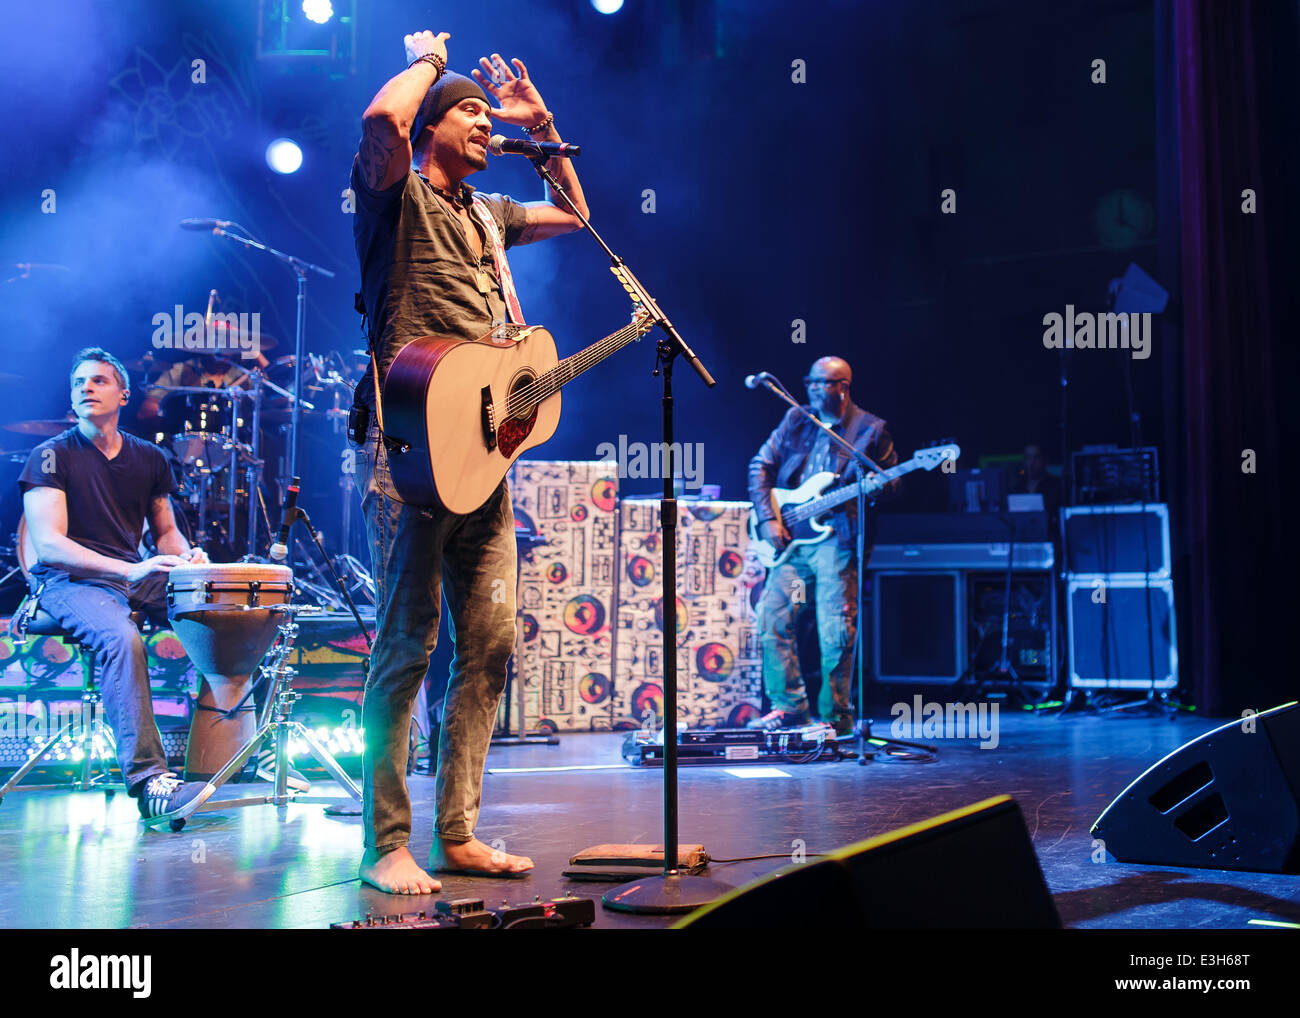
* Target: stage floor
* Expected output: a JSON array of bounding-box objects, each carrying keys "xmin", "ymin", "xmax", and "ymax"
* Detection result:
[{"xmin": 0, "ymin": 712, "xmax": 1297, "ymax": 930}]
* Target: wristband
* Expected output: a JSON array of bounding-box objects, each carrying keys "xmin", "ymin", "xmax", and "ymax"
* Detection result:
[
  {"xmin": 522, "ymin": 112, "xmax": 554, "ymax": 136},
  {"xmin": 408, "ymin": 53, "xmax": 446, "ymax": 77}
]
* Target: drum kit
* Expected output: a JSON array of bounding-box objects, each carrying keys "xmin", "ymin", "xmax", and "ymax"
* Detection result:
[{"xmin": 128, "ymin": 332, "xmax": 365, "ymax": 564}]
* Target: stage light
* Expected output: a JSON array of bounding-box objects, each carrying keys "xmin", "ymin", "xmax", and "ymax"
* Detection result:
[
  {"xmin": 266, "ymin": 138, "xmax": 304, "ymax": 174},
  {"xmin": 302, "ymin": 0, "xmax": 334, "ymax": 24},
  {"xmin": 592, "ymin": 0, "xmax": 624, "ymax": 13}
]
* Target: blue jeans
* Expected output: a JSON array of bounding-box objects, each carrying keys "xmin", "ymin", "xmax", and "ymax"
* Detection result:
[
  {"xmin": 358, "ymin": 432, "xmax": 517, "ymax": 850},
  {"xmin": 27, "ymin": 567, "xmax": 171, "ymax": 793},
  {"xmin": 757, "ymin": 539, "xmax": 858, "ymax": 721}
]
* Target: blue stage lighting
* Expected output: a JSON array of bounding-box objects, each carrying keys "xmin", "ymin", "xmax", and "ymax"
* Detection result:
[
  {"xmin": 266, "ymin": 138, "xmax": 304, "ymax": 174},
  {"xmin": 302, "ymin": 0, "xmax": 334, "ymax": 25},
  {"xmin": 592, "ymin": 0, "xmax": 624, "ymax": 13}
]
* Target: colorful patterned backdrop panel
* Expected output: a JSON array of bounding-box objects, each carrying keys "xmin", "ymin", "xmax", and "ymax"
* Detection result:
[
  {"xmin": 507, "ymin": 460, "xmax": 619, "ymax": 732},
  {"xmin": 613, "ymin": 500, "xmax": 765, "ymax": 730}
]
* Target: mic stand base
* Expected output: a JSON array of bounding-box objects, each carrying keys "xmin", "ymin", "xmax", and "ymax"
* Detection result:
[{"xmin": 602, "ymin": 871, "xmax": 736, "ymax": 915}]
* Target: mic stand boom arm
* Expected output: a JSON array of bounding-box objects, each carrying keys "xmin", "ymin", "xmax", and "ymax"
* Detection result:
[{"xmin": 524, "ymin": 157, "xmax": 714, "ymax": 389}]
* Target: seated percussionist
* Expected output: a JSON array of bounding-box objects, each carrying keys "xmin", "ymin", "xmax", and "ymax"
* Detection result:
[{"xmin": 18, "ymin": 348, "xmax": 210, "ymax": 823}]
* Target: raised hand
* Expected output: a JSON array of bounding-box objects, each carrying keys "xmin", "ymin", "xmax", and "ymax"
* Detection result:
[
  {"xmin": 404, "ymin": 30, "xmax": 449, "ymax": 68},
  {"xmin": 471, "ymin": 54, "xmax": 548, "ymax": 127}
]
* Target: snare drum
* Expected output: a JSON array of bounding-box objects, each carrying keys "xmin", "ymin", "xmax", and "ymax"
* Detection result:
[{"xmin": 167, "ymin": 563, "xmax": 293, "ymax": 781}]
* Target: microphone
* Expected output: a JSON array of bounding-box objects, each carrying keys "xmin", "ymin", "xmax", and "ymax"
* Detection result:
[
  {"xmin": 180, "ymin": 218, "xmax": 234, "ymax": 231},
  {"xmin": 744, "ymin": 372, "xmax": 773, "ymax": 389},
  {"xmin": 488, "ymin": 135, "xmax": 581, "ymax": 159},
  {"xmin": 268, "ymin": 477, "xmax": 301, "ymax": 562}
]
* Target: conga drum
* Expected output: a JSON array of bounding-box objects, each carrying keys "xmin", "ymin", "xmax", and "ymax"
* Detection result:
[{"xmin": 167, "ymin": 563, "xmax": 293, "ymax": 780}]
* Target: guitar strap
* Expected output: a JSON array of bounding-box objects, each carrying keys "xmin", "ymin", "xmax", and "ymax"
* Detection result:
[
  {"xmin": 471, "ymin": 193, "xmax": 525, "ymax": 324},
  {"xmin": 358, "ymin": 197, "xmax": 524, "ymax": 452}
]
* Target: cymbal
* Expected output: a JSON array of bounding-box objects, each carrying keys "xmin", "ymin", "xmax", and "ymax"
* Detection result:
[
  {"xmin": 125, "ymin": 349, "xmax": 191, "ymax": 368},
  {"xmin": 202, "ymin": 318, "xmax": 279, "ymax": 354},
  {"xmin": 4, "ymin": 418, "xmax": 74, "ymax": 436},
  {"xmin": 123, "ymin": 356, "xmax": 167, "ymax": 372}
]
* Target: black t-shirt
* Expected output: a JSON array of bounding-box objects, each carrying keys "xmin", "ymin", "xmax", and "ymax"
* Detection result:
[
  {"xmin": 18, "ymin": 427, "xmax": 175, "ymax": 587},
  {"xmin": 350, "ymin": 158, "xmax": 528, "ymax": 411}
]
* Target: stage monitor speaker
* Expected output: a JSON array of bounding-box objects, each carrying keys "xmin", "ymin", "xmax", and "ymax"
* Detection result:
[
  {"xmin": 1091, "ymin": 702, "xmax": 1300, "ymax": 873},
  {"xmin": 675, "ymin": 795, "xmax": 1061, "ymax": 928}
]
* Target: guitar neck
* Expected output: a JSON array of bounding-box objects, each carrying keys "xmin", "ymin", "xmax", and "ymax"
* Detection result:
[
  {"xmin": 792, "ymin": 458, "xmax": 916, "ymax": 520},
  {"xmin": 507, "ymin": 318, "xmax": 648, "ymax": 415}
]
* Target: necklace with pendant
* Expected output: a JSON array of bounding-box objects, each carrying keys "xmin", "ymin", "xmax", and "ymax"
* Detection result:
[{"xmin": 427, "ymin": 180, "xmax": 470, "ymax": 211}]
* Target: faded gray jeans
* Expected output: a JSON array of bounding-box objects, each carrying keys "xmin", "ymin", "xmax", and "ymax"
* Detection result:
[{"xmin": 358, "ymin": 431, "xmax": 517, "ymax": 850}]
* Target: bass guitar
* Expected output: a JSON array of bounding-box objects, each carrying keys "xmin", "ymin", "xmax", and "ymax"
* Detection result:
[{"xmin": 748, "ymin": 443, "xmax": 960, "ymax": 568}]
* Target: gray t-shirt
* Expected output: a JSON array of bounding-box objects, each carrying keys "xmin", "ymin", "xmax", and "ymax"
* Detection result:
[{"xmin": 350, "ymin": 158, "xmax": 528, "ymax": 411}]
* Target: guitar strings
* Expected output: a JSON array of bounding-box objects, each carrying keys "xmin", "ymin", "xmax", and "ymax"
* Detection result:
[
  {"xmin": 502, "ymin": 324, "xmax": 631, "ymax": 414},
  {"xmin": 499, "ymin": 320, "xmax": 645, "ymax": 419},
  {"xmin": 509, "ymin": 321, "xmax": 641, "ymax": 410},
  {"xmin": 779, "ymin": 456, "xmax": 939, "ymax": 524}
]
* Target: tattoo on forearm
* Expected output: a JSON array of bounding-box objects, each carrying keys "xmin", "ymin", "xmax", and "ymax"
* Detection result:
[
  {"xmin": 360, "ymin": 120, "xmax": 401, "ymax": 190},
  {"xmin": 518, "ymin": 206, "xmax": 541, "ymax": 245}
]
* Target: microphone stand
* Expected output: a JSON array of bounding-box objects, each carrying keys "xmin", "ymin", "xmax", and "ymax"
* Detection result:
[
  {"xmin": 520, "ymin": 155, "xmax": 728, "ymax": 913},
  {"xmin": 275, "ymin": 505, "xmax": 373, "ymax": 658},
  {"xmin": 205, "ymin": 223, "xmax": 335, "ymax": 571}
]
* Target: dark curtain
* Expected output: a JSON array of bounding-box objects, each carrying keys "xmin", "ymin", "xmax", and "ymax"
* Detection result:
[{"xmin": 1172, "ymin": 0, "xmax": 1300, "ymax": 714}]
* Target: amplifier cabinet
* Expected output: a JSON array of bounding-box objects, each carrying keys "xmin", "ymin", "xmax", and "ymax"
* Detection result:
[
  {"xmin": 1062, "ymin": 503, "xmax": 1170, "ymax": 579},
  {"xmin": 871, "ymin": 542, "xmax": 1054, "ymax": 571},
  {"xmin": 1066, "ymin": 577, "xmax": 1177, "ymax": 690},
  {"xmin": 872, "ymin": 571, "xmax": 965, "ymax": 684}
]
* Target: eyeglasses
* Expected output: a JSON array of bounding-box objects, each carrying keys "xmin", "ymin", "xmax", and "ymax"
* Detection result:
[{"xmin": 803, "ymin": 377, "xmax": 848, "ymax": 389}]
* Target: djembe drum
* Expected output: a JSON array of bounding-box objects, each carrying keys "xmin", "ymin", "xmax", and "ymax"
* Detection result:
[{"xmin": 167, "ymin": 563, "xmax": 293, "ymax": 780}]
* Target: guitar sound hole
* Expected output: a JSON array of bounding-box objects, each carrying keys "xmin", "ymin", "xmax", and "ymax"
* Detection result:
[{"xmin": 508, "ymin": 371, "xmax": 537, "ymax": 420}]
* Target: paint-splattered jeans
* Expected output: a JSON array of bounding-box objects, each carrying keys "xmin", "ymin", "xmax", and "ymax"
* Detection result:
[
  {"xmin": 358, "ymin": 432, "xmax": 517, "ymax": 851},
  {"xmin": 757, "ymin": 538, "xmax": 857, "ymax": 723}
]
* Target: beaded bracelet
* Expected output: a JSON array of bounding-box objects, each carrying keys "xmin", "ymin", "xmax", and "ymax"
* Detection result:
[
  {"xmin": 408, "ymin": 53, "xmax": 446, "ymax": 76},
  {"xmin": 523, "ymin": 112, "xmax": 554, "ymax": 136}
]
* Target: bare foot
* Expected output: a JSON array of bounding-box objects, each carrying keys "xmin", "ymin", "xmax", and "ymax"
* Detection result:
[
  {"xmin": 359, "ymin": 846, "xmax": 442, "ymax": 895},
  {"xmin": 431, "ymin": 837, "xmax": 534, "ymax": 876}
]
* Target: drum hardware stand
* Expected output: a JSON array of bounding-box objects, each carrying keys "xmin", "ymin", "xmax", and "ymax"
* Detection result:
[
  {"xmin": 290, "ymin": 540, "xmax": 345, "ymax": 609},
  {"xmin": 176, "ymin": 607, "xmax": 363, "ymax": 829},
  {"xmin": 333, "ymin": 553, "xmax": 376, "ymax": 605},
  {"xmin": 492, "ymin": 530, "xmax": 559, "ymax": 747},
  {"xmin": 195, "ymin": 221, "xmax": 334, "ymax": 570},
  {"xmin": 279, "ymin": 504, "xmax": 374, "ymax": 655}
]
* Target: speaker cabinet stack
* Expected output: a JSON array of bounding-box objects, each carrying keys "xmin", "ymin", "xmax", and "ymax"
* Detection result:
[{"xmin": 1063, "ymin": 503, "xmax": 1177, "ymax": 690}]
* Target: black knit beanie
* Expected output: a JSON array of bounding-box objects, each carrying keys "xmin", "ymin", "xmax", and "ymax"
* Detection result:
[{"xmin": 411, "ymin": 71, "xmax": 490, "ymax": 141}]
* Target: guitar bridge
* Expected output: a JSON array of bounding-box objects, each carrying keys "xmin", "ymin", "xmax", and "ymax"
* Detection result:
[{"xmin": 480, "ymin": 386, "xmax": 497, "ymax": 451}]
